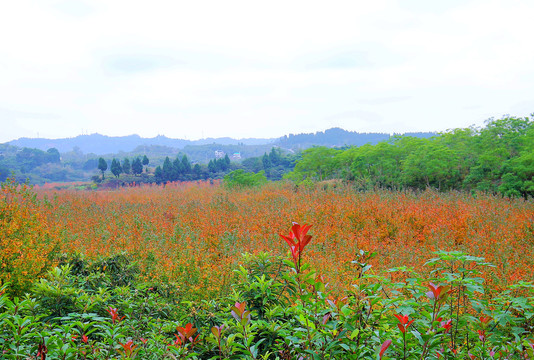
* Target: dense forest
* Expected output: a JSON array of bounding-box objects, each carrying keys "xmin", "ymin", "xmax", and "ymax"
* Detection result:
[{"xmin": 285, "ymin": 115, "xmax": 534, "ymax": 198}]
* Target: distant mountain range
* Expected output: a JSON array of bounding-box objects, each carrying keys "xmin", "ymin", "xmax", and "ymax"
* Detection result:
[
  {"xmin": 7, "ymin": 133, "xmax": 272, "ymax": 155},
  {"xmin": 7, "ymin": 128, "xmax": 437, "ymax": 155}
]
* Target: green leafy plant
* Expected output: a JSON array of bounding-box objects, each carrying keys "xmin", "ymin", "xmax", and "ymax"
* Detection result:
[
  {"xmin": 224, "ymin": 170, "xmax": 268, "ymax": 189},
  {"xmin": 0, "ymin": 225, "xmax": 533, "ymax": 359}
]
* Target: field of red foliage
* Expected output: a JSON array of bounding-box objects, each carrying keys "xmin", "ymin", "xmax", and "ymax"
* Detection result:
[{"xmin": 35, "ymin": 181, "xmax": 534, "ymax": 297}]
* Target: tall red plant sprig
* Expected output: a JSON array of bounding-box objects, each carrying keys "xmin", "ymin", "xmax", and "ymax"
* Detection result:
[
  {"xmin": 280, "ymin": 222, "xmax": 315, "ymax": 350},
  {"xmin": 280, "ymin": 222, "xmax": 312, "ymax": 273}
]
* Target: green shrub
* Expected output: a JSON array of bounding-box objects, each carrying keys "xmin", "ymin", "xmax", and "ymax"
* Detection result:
[{"xmin": 224, "ymin": 170, "xmax": 267, "ymax": 189}]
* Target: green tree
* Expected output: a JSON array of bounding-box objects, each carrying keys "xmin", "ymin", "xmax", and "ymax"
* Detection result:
[
  {"xmin": 498, "ymin": 172, "xmax": 523, "ymax": 198},
  {"xmin": 242, "ymin": 157, "xmax": 263, "ymax": 173},
  {"xmin": 193, "ymin": 163, "xmax": 202, "ymax": 180},
  {"xmin": 46, "ymin": 148, "xmax": 61, "ymax": 163},
  {"xmin": 208, "ymin": 160, "xmax": 216, "ymax": 173},
  {"xmin": 437, "ymin": 128, "xmax": 477, "ymax": 190},
  {"xmin": 181, "ymin": 155, "xmax": 192, "ymax": 175},
  {"xmin": 16, "ymin": 148, "xmax": 52, "ymax": 172},
  {"xmin": 98, "ymin": 158, "xmax": 107, "ymax": 180},
  {"xmin": 172, "ymin": 157, "xmax": 183, "ymax": 181},
  {"xmin": 110, "ymin": 158, "xmax": 122, "ymax": 178},
  {"xmin": 162, "ymin": 157, "xmax": 173, "ymax": 181},
  {"xmin": 224, "ymin": 169, "xmax": 267, "ymax": 188},
  {"xmin": 83, "ymin": 158, "xmax": 99, "ymax": 171},
  {"xmin": 268, "ymin": 147, "xmax": 281, "ymax": 166},
  {"xmin": 465, "ymin": 116, "xmax": 533, "ymax": 193},
  {"xmin": 288, "ymin": 147, "xmax": 340, "ymax": 181},
  {"xmin": 131, "ymin": 157, "xmax": 143, "ymax": 175},
  {"xmin": 122, "ymin": 158, "xmax": 131, "ymax": 174},
  {"xmin": 480, "ymin": 116, "xmax": 532, "ymax": 157},
  {"xmin": 345, "ymin": 141, "xmax": 405, "ymax": 190},
  {"xmin": 499, "ymin": 139, "xmax": 534, "ymax": 198},
  {"xmin": 281, "ymin": 115, "xmax": 534, "ymax": 194},
  {"xmin": 142, "ymin": 155, "xmax": 149, "ymax": 172},
  {"xmin": 403, "ymin": 139, "xmax": 460, "ymax": 190},
  {"xmin": 215, "ymin": 158, "xmax": 225, "ymax": 172},
  {"xmin": 154, "ymin": 165, "xmax": 163, "ymax": 183},
  {"xmin": 262, "ymin": 153, "xmax": 272, "ymax": 170}
]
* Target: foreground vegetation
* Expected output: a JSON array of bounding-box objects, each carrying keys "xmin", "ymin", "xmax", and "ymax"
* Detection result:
[
  {"xmin": 1, "ymin": 228, "xmax": 533, "ymax": 358},
  {"xmin": 1, "ymin": 178, "xmax": 533, "ymax": 358}
]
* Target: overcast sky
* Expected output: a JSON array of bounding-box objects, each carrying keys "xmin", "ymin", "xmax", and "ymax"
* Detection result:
[{"xmin": 1, "ymin": 0, "xmax": 533, "ymax": 143}]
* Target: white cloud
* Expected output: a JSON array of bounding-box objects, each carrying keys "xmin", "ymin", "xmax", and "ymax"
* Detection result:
[{"xmin": 1, "ymin": 0, "xmax": 533, "ymax": 143}]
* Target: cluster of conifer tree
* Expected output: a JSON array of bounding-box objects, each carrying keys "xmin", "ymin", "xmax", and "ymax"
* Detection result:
[
  {"xmin": 286, "ymin": 116, "xmax": 534, "ymax": 198},
  {"xmin": 241, "ymin": 147, "xmax": 296, "ymax": 180},
  {"xmin": 97, "ymin": 155, "xmax": 149, "ymax": 180},
  {"xmin": 154, "ymin": 154, "xmax": 203, "ymax": 182},
  {"xmin": 207, "ymin": 154, "xmax": 231, "ymax": 173}
]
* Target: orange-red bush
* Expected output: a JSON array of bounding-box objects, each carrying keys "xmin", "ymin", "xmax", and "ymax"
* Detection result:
[
  {"xmin": 33, "ymin": 181, "xmax": 534, "ymax": 297},
  {"xmin": 0, "ymin": 179, "xmax": 59, "ymax": 294}
]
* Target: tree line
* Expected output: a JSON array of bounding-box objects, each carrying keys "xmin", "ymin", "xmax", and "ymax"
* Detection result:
[
  {"xmin": 286, "ymin": 115, "xmax": 534, "ymax": 198},
  {"xmin": 152, "ymin": 148, "xmax": 297, "ymax": 183},
  {"xmin": 0, "ymin": 146, "xmax": 63, "ymax": 183},
  {"xmin": 96, "ymin": 155, "xmax": 149, "ymax": 181},
  {"xmin": 241, "ymin": 147, "xmax": 296, "ymax": 180},
  {"xmin": 90, "ymin": 148, "xmax": 297, "ymax": 185},
  {"xmin": 154, "ymin": 154, "xmax": 202, "ymax": 182}
]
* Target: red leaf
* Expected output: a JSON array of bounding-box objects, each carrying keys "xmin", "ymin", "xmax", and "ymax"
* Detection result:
[{"xmin": 379, "ymin": 339, "xmax": 392, "ymax": 359}]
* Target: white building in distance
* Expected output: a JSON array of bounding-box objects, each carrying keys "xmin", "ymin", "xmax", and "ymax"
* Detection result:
[{"xmin": 232, "ymin": 152, "xmax": 241, "ymax": 160}]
